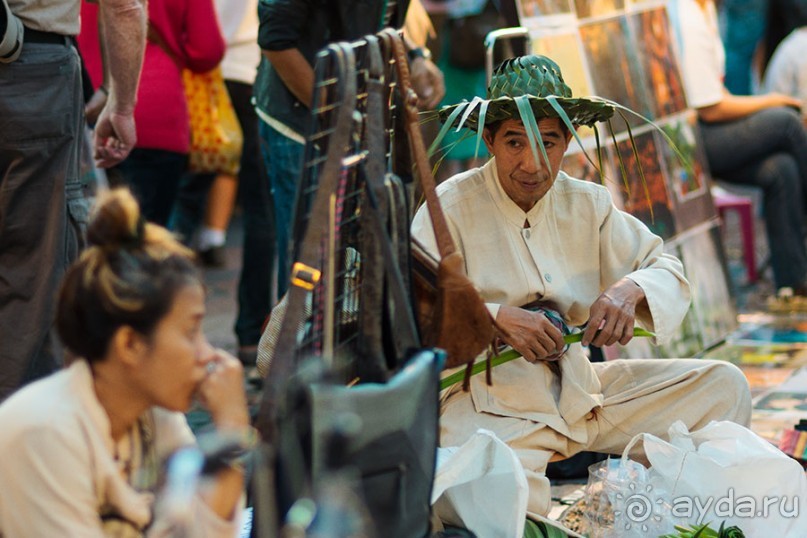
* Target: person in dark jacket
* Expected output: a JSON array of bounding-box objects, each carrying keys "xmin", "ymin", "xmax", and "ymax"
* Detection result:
[{"xmin": 254, "ymin": 0, "xmax": 444, "ymax": 297}]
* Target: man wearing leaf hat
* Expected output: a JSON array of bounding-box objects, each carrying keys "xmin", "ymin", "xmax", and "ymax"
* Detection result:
[{"xmin": 411, "ymin": 55, "xmax": 752, "ymax": 518}]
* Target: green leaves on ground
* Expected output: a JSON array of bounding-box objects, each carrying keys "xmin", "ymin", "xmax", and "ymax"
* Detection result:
[
  {"xmin": 659, "ymin": 521, "xmax": 746, "ymax": 538},
  {"xmin": 523, "ymin": 519, "xmax": 568, "ymax": 538}
]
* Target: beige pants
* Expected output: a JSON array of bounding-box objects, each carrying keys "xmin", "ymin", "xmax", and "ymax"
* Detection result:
[{"xmin": 439, "ymin": 359, "xmax": 752, "ymax": 517}]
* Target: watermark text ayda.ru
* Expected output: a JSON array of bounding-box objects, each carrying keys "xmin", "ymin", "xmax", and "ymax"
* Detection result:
[{"xmin": 666, "ymin": 488, "xmax": 798, "ymax": 524}]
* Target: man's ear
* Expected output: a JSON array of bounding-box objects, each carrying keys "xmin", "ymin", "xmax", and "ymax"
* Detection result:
[
  {"xmin": 482, "ymin": 127, "xmax": 495, "ymax": 153},
  {"xmin": 109, "ymin": 325, "xmax": 148, "ymax": 368}
]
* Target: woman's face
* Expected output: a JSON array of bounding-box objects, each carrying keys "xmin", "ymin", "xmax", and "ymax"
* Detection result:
[{"xmin": 134, "ymin": 282, "xmax": 214, "ymax": 411}]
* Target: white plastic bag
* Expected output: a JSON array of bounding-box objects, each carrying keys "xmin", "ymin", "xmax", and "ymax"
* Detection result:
[
  {"xmin": 639, "ymin": 420, "xmax": 807, "ymax": 536},
  {"xmin": 583, "ymin": 456, "xmax": 676, "ymax": 537},
  {"xmin": 432, "ymin": 429, "xmax": 529, "ymax": 538}
]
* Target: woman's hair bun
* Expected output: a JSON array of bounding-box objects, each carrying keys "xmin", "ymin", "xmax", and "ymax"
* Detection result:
[
  {"xmin": 57, "ymin": 188, "xmax": 199, "ymax": 362},
  {"xmin": 86, "ymin": 189, "xmax": 144, "ymax": 249}
]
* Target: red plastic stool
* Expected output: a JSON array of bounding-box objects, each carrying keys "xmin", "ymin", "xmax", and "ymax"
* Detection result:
[{"xmin": 711, "ymin": 186, "xmax": 758, "ymax": 283}]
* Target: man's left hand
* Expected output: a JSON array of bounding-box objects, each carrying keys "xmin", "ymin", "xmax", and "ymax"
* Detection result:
[
  {"xmin": 409, "ymin": 57, "xmax": 445, "ymax": 110},
  {"xmin": 582, "ymin": 278, "xmax": 646, "ymax": 348},
  {"xmin": 93, "ymin": 107, "xmax": 136, "ymax": 168}
]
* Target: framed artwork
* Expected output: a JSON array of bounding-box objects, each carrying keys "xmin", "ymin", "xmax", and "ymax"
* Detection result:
[
  {"xmin": 629, "ymin": 7, "xmax": 687, "ymax": 119},
  {"xmin": 531, "ymin": 31, "xmax": 591, "ymax": 98},
  {"xmin": 517, "ymin": 0, "xmax": 574, "ymax": 26},
  {"xmin": 656, "ymin": 113, "xmax": 717, "ymax": 232},
  {"xmin": 679, "ymin": 225, "xmax": 738, "ymax": 348},
  {"xmin": 660, "ymin": 116, "xmax": 707, "ymax": 202},
  {"xmin": 755, "ymin": 391, "xmax": 807, "ymax": 412},
  {"xmin": 615, "ymin": 129, "xmax": 677, "ymax": 239},
  {"xmin": 562, "ymin": 144, "xmax": 626, "ymax": 209},
  {"xmin": 574, "ymin": 0, "xmax": 625, "ymax": 19},
  {"xmin": 579, "ymin": 16, "xmax": 652, "ymax": 129}
]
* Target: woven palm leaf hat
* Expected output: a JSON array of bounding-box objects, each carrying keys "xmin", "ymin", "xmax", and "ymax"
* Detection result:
[{"xmin": 428, "ymin": 54, "xmax": 675, "ymax": 182}]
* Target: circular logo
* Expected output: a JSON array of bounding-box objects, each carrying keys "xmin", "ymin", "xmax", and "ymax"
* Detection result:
[{"xmin": 614, "ymin": 482, "xmax": 664, "ymax": 531}]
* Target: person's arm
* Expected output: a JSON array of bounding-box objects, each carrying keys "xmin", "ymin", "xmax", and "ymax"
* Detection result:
[
  {"xmin": 193, "ymin": 349, "xmax": 251, "ymax": 521},
  {"xmin": 590, "ymin": 190, "xmax": 690, "ymax": 346},
  {"xmin": 263, "ymin": 48, "xmax": 315, "ymax": 107},
  {"xmin": 84, "ymin": 6, "xmax": 110, "ymax": 126},
  {"xmin": 408, "ymin": 50, "xmax": 445, "ymax": 110},
  {"xmin": 258, "ymin": 0, "xmax": 315, "ymax": 106},
  {"xmin": 93, "ymin": 0, "xmax": 146, "ymax": 168},
  {"xmin": 403, "ymin": 0, "xmax": 445, "ymax": 109},
  {"xmin": 696, "ymin": 88, "xmax": 802, "ymax": 123}
]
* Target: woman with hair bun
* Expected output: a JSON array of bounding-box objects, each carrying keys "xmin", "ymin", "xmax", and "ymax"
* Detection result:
[{"xmin": 0, "ymin": 189, "xmax": 249, "ymax": 537}]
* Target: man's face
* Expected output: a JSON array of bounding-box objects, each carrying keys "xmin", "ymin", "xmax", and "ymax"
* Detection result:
[{"xmin": 483, "ymin": 118, "xmax": 572, "ymax": 212}]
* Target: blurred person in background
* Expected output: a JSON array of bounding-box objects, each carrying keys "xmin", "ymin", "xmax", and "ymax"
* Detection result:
[
  {"xmin": 0, "ymin": 0, "xmax": 145, "ymax": 402},
  {"xmin": 172, "ymin": 0, "xmax": 274, "ymax": 368},
  {"xmin": 762, "ymin": 24, "xmax": 807, "ymax": 123},
  {"xmin": 108, "ymin": 0, "xmax": 226, "ymax": 226},
  {"xmin": 764, "ymin": 0, "xmax": 807, "ymax": 70},
  {"xmin": 0, "ymin": 189, "xmax": 250, "ymax": 536},
  {"xmin": 675, "ymin": 0, "xmax": 807, "ymax": 294},
  {"xmin": 719, "ymin": 0, "xmax": 768, "ymax": 95},
  {"xmin": 255, "ymin": 0, "xmax": 445, "ymax": 298}
]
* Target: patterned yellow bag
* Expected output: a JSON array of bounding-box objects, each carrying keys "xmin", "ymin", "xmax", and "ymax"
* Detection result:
[{"xmin": 183, "ymin": 67, "xmax": 243, "ymax": 176}]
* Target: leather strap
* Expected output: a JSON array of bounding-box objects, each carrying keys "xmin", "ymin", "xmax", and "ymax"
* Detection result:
[
  {"xmin": 363, "ymin": 35, "xmax": 419, "ymax": 364},
  {"xmin": 257, "ymin": 42, "xmax": 357, "ymax": 443},
  {"xmin": 380, "ymin": 28, "xmax": 456, "ymax": 259},
  {"xmin": 360, "ymin": 165, "xmax": 420, "ymax": 354},
  {"xmin": 362, "ymin": 36, "xmax": 420, "ymax": 354},
  {"xmin": 355, "ymin": 35, "xmax": 388, "ymax": 378},
  {"xmin": 364, "ymin": 35, "xmax": 389, "ymax": 223}
]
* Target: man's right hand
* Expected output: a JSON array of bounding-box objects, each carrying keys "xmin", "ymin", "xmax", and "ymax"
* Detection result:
[
  {"xmin": 495, "ymin": 305, "xmax": 565, "ymax": 362},
  {"xmin": 93, "ymin": 107, "xmax": 137, "ymax": 168}
]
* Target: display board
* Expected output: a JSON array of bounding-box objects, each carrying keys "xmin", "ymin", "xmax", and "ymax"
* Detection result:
[{"xmin": 516, "ymin": 0, "xmax": 738, "ymax": 357}]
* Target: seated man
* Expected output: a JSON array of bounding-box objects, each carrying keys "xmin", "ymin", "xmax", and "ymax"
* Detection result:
[
  {"xmin": 763, "ymin": 25, "xmax": 807, "ymax": 122},
  {"xmin": 411, "ymin": 54, "xmax": 752, "ymax": 518}
]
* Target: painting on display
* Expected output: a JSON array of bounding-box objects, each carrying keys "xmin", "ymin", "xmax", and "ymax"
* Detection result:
[
  {"xmin": 629, "ymin": 6, "xmax": 687, "ymax": 119},
  {"xmin": 562, "ymin": 143, "xmax": 626, "ymax": 208},
  {"xmin": 574, "ymin": 0, "xmax": 625, "ymax": 19},
  {"xmin": 656, "ymin": 245, "xmax": 707, "ymax": 358},
  {"xmin": 579, "ymin": 16, "xmax": 651, "ymax": 129},
  {"xmin": 658, "ymin": 113, "xmax": 716, "ymax": 232},
  {"xmin": 531, "ymin": 31, "xmax": 591, "ymax": 98},
  {"xmin": 755, "ymin": 391, "xmax": 807, "ymax": 413},
  {"xmin": 531, "ymin": 30, "xmax": 597, "ymax": 139},
  {"xmin": 679, "ymin": 225, "xmax": 738, "ymax": 348},
  {"xmin": 615, "ymin": 129, "xmax": 677, "ymax": 239},
  {"xmin": 517, "ymin": 0, "xmax": 574, "ymax": 23}
]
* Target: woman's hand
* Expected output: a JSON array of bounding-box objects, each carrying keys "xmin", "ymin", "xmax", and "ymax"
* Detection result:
[
  {"xmin": 197, "ymin": 349, "xmax": 249, "ymax": 430},
  {"xmin": 767, "ymin": 92, "xmax": 803, "ymax": 112},
  {"xmin": 495, "ymin": 305, "xmax": 565, "ymax": 362}
]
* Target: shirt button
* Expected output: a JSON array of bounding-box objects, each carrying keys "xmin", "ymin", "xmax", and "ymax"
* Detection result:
[
  {"xmin": 524, "ymin": 229, "xmax": 531, "ymax": 239},
  {"xmin": 545, "ymin": 273, "xmax": 552, "ymax": 283}
]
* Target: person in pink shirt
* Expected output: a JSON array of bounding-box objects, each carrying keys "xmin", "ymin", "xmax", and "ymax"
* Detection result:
[{"xmin": 81, "ymin": 0, "xmax": 226, "ymax": 225}]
